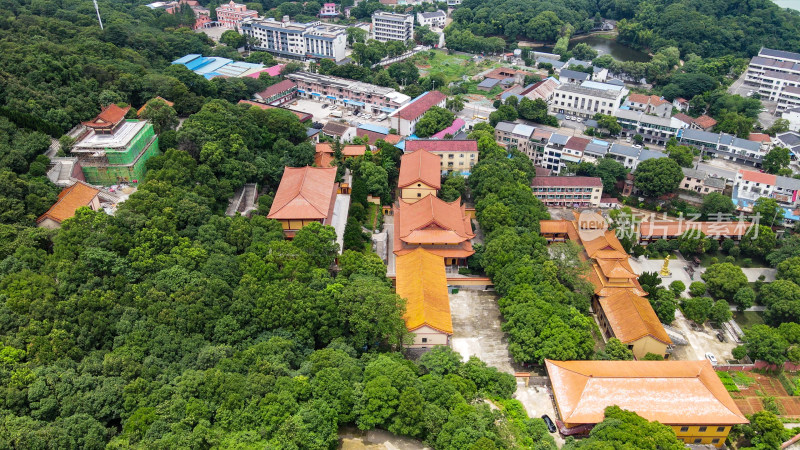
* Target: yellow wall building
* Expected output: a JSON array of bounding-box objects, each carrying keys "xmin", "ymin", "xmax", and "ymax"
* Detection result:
[
  {"xmin": 404, "ymin": 139, "xmax": 479, "ymax": 173},
  {"xmin": 395, "ymin": 248, "xmax": 452, "ymax": 348},
  {"xmin": 398, "ymin": 149, "xmax": 441, "ymax": 203},
  {"xmin": 545, "ymin": 360, "xmax": 748, "ymax": 447},
  {"xmin": 267, "ymin": 166, "xmax": 338, "ymax": 237}
]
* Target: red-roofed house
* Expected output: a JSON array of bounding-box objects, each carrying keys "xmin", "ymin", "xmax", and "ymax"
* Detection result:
[
  {"xmin": 267, "ymin": 166, "xmax": 338, "ymax": 237},
  {"xmin": 531, "ymin": 176, "xmax": 603, "ymax": 207},
  {"xmin": 562, "ymin": 136, "xmax": 590, "ymax": 165},
  {"xmin": 692, "ymin": 115, "xmax": 718, "ymax": 131},
  {"xmin": 37, "ymin": 181, "xmax": 102, "ymax": 229},
  {"xmin": 82, "ymin": 104, "xmax": 130, "ymax": 134},
  {"xmin": 389, "ymin": 91, "xmax": 447, "ymax": 136},
  {"xmin": 404, "ymin": 139, "xmax": 478, "ymax": 173},
  {"xmin": 624, "ymin": 94, "xmax": 672, "ymax": 118},
  {"xmin": 748, "ymin": 133, "xmax": 774, "ymax": 151},
  {"xmin": 398, "ymin": 149, "xmax": 441, "ymax": 203},
  {"xmin": 673, "ymin": 97, "xmax": 689, "ymax": 111},
  {"xmin": 393, "ymin": 195, "xmax": 475, "ymax": 266},
  {"xmin": 253, "ymin": 80, "xmax": 297, "ymax": 106}
]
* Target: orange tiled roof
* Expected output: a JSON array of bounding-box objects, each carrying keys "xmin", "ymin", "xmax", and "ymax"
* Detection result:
[
  {"xmin": 582, "ymin": 230, "xmax": 627, "ymax": 258},
  {"xmin": 398, "ymin": 149, "xmax": 441, "ymax": 189},
  {"xmin": 596, "ymin": 258, "xmax": 637, "ymax": 279},
  {"xmin": 694, "ymin": 114, "xmax": 717, "ymax": 129},
  {"xmin": 545, "ymin": 360, "xmax": 748, "ymax": 426},
  {"xmin": 748, "ymin": 133, "xmax": 772, "ymax": 143},
  {"xmin": 136, "ymin": 97, "xmax": 174, "ymax": 116},
  {"xmin": 82, "ymin": 104, "xmax": 130, "ymax": 129},
  {"xmin": 315, "ymin": 143, "xmax": 366, "ymax": 158},
  {"xmin": 396, "ymin": 248, "xmax": 453, "ymax": 334},
  {"xmin": 393, "ymin": 196, "xmax": 474, "ymax": 258},
  {"xmin": 37, "ymin": 181, "xmax": 100, "ymax": 224},
  {"xmin": 639, "ymin": 221, "xmax": 753, "ymax": 239},
  {"xmin": 267, "ymin": 166, "xmax": 337, "ymax": 220},
  {"xmin": 598, "ymin": 290, "xmax": 671, "ymax": 344},
  {"xmin": 739, "ymin": 169, "xmax": 777, "ymax": 185},
  {"xmin": 628, "ymin": 94, "xmax": 669, "ymax": 107}
]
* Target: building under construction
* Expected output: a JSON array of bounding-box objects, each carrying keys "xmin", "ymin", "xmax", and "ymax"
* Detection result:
[{"xmin": 70, "ymin": 104, "xmax": 160, "ymax": 185}]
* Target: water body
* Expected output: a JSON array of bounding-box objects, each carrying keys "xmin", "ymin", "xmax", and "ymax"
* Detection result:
[
  {"xmin": 538, "ymin": 35, "xmax": 651, "ymax": 63},
  {"xmin": 773, "ymin": 0, "xmax": 799, "ymax": 12}
]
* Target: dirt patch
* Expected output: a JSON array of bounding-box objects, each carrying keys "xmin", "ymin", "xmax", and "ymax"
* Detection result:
[
  {"xmin": 730, "ymin": 372, "xmax": 800, "ymax": 418},
  {"xmin": 416, "ymin": 64, "xmax": 431, "ymax": 69}
]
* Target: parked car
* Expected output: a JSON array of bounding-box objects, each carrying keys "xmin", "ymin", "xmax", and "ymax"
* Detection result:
[
  {"xmin": 321, "ymin": 104, "xmax": 328, "ymax": 109},
  {"xmin": 717, "ymin": 332, "xmax": 726, "ymax": 342},
  {"xmin": 542, "ymin": 414, "xmax": 557, "ymax": 433},
  {"xmin": 705, "ymin": 353, "xmax": 718, "ymax": 365},
  {"xmin": 625, "ymin": 136, "xmax": 632, "ymax": 143},
  {"xmin": 576, "ymin": 117, "xmax": 584, "ymax": 123}
]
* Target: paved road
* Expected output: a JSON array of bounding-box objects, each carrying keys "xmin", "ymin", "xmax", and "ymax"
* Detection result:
[
  {"xmin": 331, "ymin": 194, "xmax": 350, "ymax": 254},
  {"xmin": 385, "ymin": 215, "xmax": 395, "ymax": 276},
  {"xmin": 729, "ymin": 305, "xmax": 767, "ymax": 312}
]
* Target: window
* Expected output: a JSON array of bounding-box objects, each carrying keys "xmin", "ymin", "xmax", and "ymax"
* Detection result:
[
  {"xmin": 712, "ymin": 438, "xmax": 720, "ymax": 444},
  {"xmin": 680, "ymin": 426, "xmax": 689, "ymax": 432},
  {"xmin": 417, "ymin": 193, "xmax": 421, "ymax": 197},
  {"xmin": 716, "ymin": 427, "xmax": 725, "ymax": 432},
  {"xmin": 699, "ymin": 427, "xmax": 707, "ymax": 432},
  {"xmin": 421, "ymin": 338, "xmax": 427, "ymax": 343},
  {"xmin": 693, "ymin": 439, "xmax": 702, "ymax": 444}
]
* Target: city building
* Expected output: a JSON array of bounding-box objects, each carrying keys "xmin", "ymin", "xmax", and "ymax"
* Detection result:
[
  {"xmin": 267, "ymin": 166, "xmax": 338, "ymax": 236},
  {"xmin": 318, "ymin": 2, "xmax": 338, "ymax": 18},
  {"xmin": 494, "ymin": 122, "xmax": 542, "ymax": 160},
  {"xmin": 70, "ymin": 104, "xmax": 160, "ymax": 185},
  {"xmin": 602, "ymin": 143, "xmax": 664, "ymax": 170},
  {"xmin": 241, "ymin": 17, "xmax": 348, "ymax": 62},
  {"xmin": 530, "ymin": 176, "xmax": 603, "ymax": 208},
  {"xmin": 540, "ymin": 133, "xmax": 570, "ymax": 173},
  {"xmin": 288, "ymin": 72, "xmax": 411, "ymax": 114},
  {"xmin": 321, "ymin": 121, "xmax": 356, "ymax": 141},
  {"xmin": 748, "ymin": 133, "xmax": 774, "ymax": 152},
  {"xmin": 356, "ymin": 123, "xmax": 402, "ymax": 144},
  {"xmin": 734, "ymin": 169, "xmax": 800, "ymax": 223},
  {"xmin": 595, "ymin": 290, "xmax": 672, "ymax": 359},
  {"xmin": 393, "ymin": 195, "xmax": 475, "ymax": 266},
  {"xmin": 37, "ymin": 181, "xmax": 102, "ymax": 229},
  {"xmin": 172, "ymin": 54, "xmax": 265, "ymax": 79},
  {"xmin": 680, "ymin": 129, "xmax": 765, "ymax": 167},
  {"xmin": 745, "ymin": 47, "xmax": 800, "ymax": 113},
  {"xmin": 253, "ymin": 79, "xmax": 297, "ymax": 106},
  {"xmin": 431, "ymin": 118, "xmax": 466, "ymax": 139},
  {"xmin": 398, "ymin": 148, "xmax": 441, "ymax": 202},
  {"xmin": 403, "ymin": 139, "xmax": 478, "ymax": 173},
  {"xmin": 550, "ymin": 81, "xmax": 627, "ymax": 119},
  {"xmin": 781, "ymin": 107, "xmax": 800, "ymax": 131},
  {"xmin": 545, "ymin": 360, "xmax": 748, "ymax": 446},
  {"xmin": 446, "ymin": 0, "xmax": 461, "ymax": 6},
  {"xmin": 215, "ymin": 0, "xmax": 258, "ymax": 28},
  {"xmin": 314, "ymin": 143, "xmax": 367, "ymax": 167},
  {"xmin": 559, "ymin": 68, "xmax": 590, "ymax": 84},
  {"xmin": 691, "ymin": 114, "xmax": 717, "ymax": 131},
  {"xmin": 681, "ymin": 167, "xmax": 726, "ymax": 194},
  {"xmin": 395, "ymin": 248, "xmax": 452, "ymax": 348},
  {"xmin": 521, "ymin": 77, "xmax": 560, "ymax": 101},
  {"xmin": 775, "ymin": 131, "xmax": 800, "ymax": 158},
  {"xmin": 623, "ymin": 94, "xmax": 672, "ymax": 118},
  {"xmin": 372, "ymin": 11, "xmax": 414, "ymax": 42},
  {"xmin": 389, "ymin": 91, "xmax": 447, "ymax": 136},
  {"xmin": 416, "ymin": 10, "xmax": 446, "ymax": 28},
  {"xmin": 614, "ymin": 109, "xmax": 689, "ymax": 146}
]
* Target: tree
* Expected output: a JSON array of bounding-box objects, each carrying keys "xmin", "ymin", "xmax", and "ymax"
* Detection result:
[
  {"xmin": 343, "ymin": 217, "xmax": 369, "ymax": 251},
  {"xmin": 753, "ymin": 197, "xmax": 782, "ymax": 227},
  {"xmin": 525, "ymin": 11, "xmax": 563, "ymax": 43},
  {"xmin": 440, "ymin": 174, "xmax": 466, "ymax": 203},
  {"xmin": 387, "ymin": 61, "xmax": 419, "ymax": 87},
  {"xmin": 416, "ymin": 106, "xmax": 455, "ymax": 137},
  {"xmin": 741, "ymin": 325, "xmax": 789, "ymax": 365},
  {"xmin": 651, "ymin": 288, "xmax": 678, "ymax": 324},
  {"xmin": 446, "ymin": 97, "xmax": 465, "ymax": 113},
  {"xmin": 488, "ymin": 105, "xmax": 518, "ymax": 127},
  {"xmin": 740, "ymin": 225, "xmax": 777, "ymax": 258},
  {"xmin": 763, "ymin": 147, "xmax": 791, "ymax": 174},
  {"xmin": 569, "ymin": 406, "xmax": 685, "ymax": 449},
  {"xmin": 633, "ymin": 158, "xmax": 683, "ymax": 198},
  {"xmin": 140, "ymin": 98, "xmax": 179, "ymax": 135},
  {"xmin": 595, "ymin": 338, "xmax": 634, "ymax": 360},
  {"xmin": 709, "ymin": 300, "xmax": 732, "ymax": 323},
  {"xmin": 689, "ymin": 281, "xmax": 707, "ymax": 297},
  {"xmin": 220, "ymin": 30, "xmax": 246, "ymax": 48},
  {"xmin": 293, "ymin": 222, "xmax": 339, "ymax": 268},
  {"xmin": 714, "ymin": 111, "xmax": 755, "ymax": 138},
  {"xmin": 347, "ymin": 27, "xmax": 367, "ymax": 45},
  {"xmin": 701, "ymin": 263, "xmax": 748, "ymax": 300},
  {"xmin": 666, "ymin": 144, "xmax": 694, "ymax": 167},
  {"xmin": 778, "ymin": 257, "xmax": 800, "ymax": 286},
  {"xmin": 701, "ymin": 192, "xmax": 735, "ymax": 218},
  {"xmin": 740, "ymin": 410, "xmax": 793, "ymax": 449},
  {"xmin": 338, "ymin": 250, "xmax": 386, "ymax": 279},
  {"xmin": 669, "ymin": 280, "xmax": 685, "ymax": 298},
  {"xmin": 765, "ymin": 119, "xmax": 790, "ymax": 136},
  {"xmin": 677, "ymin": 230, "xmax": 710, "ymax": 256},
  {"xmin": 682, "ymin": 296, "xmax": 714, "ymax": 324},
  {"xmin": 571, "ymin": 43, "xmax": 598, "ymax": 61},
  {"xmin": 733, "ymin": 287, "xmax": 756, "ymax": 312},
  {"xmin": 593, "ymin": 114, "xmax": 622, "ymax": 135}
]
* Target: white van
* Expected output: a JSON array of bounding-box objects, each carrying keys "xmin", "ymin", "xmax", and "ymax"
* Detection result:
[{"xmin": 329, "ymin": 110, "xmax": 343, "ymax": 118}]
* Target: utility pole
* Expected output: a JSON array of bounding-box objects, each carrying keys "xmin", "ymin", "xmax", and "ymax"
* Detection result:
[{"xmin": 93, "ymin": 0, "xmax": 104, "ymax": 30}]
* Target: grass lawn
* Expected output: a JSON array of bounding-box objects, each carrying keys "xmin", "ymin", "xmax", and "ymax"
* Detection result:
[
  {"xmin": 733, "ymin": 311, "xmax": 765, "ymax": 328},
  {"xmin": 414, "ymin": 50, "xmax": 499, "ymax": 84},
  {"xmin": 694, "ymin": 249, "xmax": 766, "ymax": 268},
  {"xmin": 364, "ymin": 203, "xmax": 379, "ymax": 231}
]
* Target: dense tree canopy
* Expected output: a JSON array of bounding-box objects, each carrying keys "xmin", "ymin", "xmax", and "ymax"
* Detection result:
[{"xmin": 633, "ymin": 158, "xmax": 683, "ymax": 198}]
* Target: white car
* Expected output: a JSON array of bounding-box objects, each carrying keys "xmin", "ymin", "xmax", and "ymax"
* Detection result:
[
  {"xmin": 625, "ymin": 136, "xmax": 632, "ymax": 143},
  {"xmin": 705, "ymin": 353, "xmax": 718, "ymax": 365},
  {"xmin": 566, "ymin": 115, "xmax": 574, "ymax": 121},
  {"xmin": 576, "ymin": 118, "xmax": 584, "ymax": 123}
]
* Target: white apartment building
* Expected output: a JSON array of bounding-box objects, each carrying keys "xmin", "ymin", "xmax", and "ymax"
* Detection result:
[
  {"xmin": 782, "ymin": 107, "xmax": 800, "ymax": 132},
  {"xmin": 446, "ymin": 0, "xmax": 461, "ymax": 6},
  {"xmin": 681, "ymin": 167, "xmax": 725, "ymax": 195},
  {"xmin": 549, "ymin": 81, "xmax": 627, "ymax": 119},
  {"xmin": 287, "ymin": 71, "xmax": 411, "ymax": 114},
  {"xmin": 680, "ymin": 129, "xmax": 765, "ymax": 167},
  {"xmin": 416, "ymin": 10, "xmax": 446, "ymax": 28},
  {"xmin": 372, "ymin": 11, "xmax": 414, "ymax": 42},
  {"xmin": 745, "ymin": 48, "xmax": 800, "ymax": 113},
  {"xmin": 241, "ymin": 17, "xmax": 347, "ymax": 62},
  {"xmin": 734, "ymin": 169, "xmax": 800, "ymax": 223},
  {"xmin": 615, "ymin": 109, "xmax": 689, "ymax": 146}
]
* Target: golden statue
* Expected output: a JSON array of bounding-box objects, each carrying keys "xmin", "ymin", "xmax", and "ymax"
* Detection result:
[{"xmin": 659, "ymin": 255, "xmax": 671, "ymax": 277}]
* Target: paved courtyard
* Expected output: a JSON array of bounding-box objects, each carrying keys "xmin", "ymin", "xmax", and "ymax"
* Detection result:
[{"xmin": 449, "ymin": 289, "xmax": 515, "ymax": 374}]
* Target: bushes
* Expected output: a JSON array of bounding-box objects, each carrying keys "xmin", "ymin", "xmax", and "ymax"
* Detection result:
[
  {"xmin": 689, "ymin": 281, "xmax": 707, "ymax": 297},
  {"xmin": 717, "ymin": 372, "xmax": 739, "ymax": 392}
]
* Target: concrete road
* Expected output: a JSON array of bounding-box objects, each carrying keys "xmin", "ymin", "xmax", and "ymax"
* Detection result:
[
  {"xmin": 671, "ymin": 309, "xmax": 738, "ymax": 362},
  {"xmin": 514, "ymin": 385, "xmax": 565, "ymax": 446},
  {"xmin": 331, "ymin": 194, "xmax": 351, "ymax": 254},
  {"xmin": 384, "ymin": 215, "xmax": 395, "ymax": 277}
]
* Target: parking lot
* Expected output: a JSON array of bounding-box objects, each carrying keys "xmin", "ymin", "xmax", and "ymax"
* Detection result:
[{"xmin": 514, "ymin": 384, "xmax": 564, "ymax": 446}]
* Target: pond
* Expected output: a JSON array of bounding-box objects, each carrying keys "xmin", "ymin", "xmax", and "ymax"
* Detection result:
[{"xmin": 538, "ymin": 35, "xmax": 651, "ymax": 63}]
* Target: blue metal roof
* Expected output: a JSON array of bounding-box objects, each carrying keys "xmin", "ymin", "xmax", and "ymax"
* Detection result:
[
  {"xmin": 172, "ymin": 54, "xmax": 201, "ymax": 65},
  {"xmin": 359, "ymin": 123, "xmax": 391, "ymax": 134}
]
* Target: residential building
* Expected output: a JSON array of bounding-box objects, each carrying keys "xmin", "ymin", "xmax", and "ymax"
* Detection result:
[
  {"xmin": 36, "ymin": 181, "xmax": 102, "ymax": 229},
  {"xmin": 321, "ymin": 121, "xmax": 356, "ymax": 141},
  {"xmin": 559, "ymin": 69, "xmax": 590, "ymax": 84},
  {"xmin": 416, "ymin": 10, "xmax": 446, "ymax": 28},
  {"xmin": 680, "ymin": 129, "xmax": 765, "ymax": 167},
  {"xmin": 595, "ymin": 290, "xmax": 672, "ymax": 359},
  {"xmin": 681, "ymin": 167, "xmax": 726, "ymax": 195},
  {"xmin": 638, "ymin": 221, "xmax": 752, "ymax": 244},
  {"xmin": 521, "ymin": 77, "xmax": 560, "ymax": 101},
  {"xmin": 393, "ymin": 195, "xmax": 475, "ymax": 266},
  {"xmin": 748, "ymin": 133, "xmax": 774, "ymax": 152},
  {"xmin": 71, "ymin": 104, "xmax": 160, "ymax": 185},
  {"xmin": 372, "ymin": 11, "xmax": 414, "ymax": 42},
  {"xmin": 395, "ymin": 248, "xmax": 452, "ymax": 348},
  {"xmin": 494, "ymin": 121, "xmax": 542, "ymax": 160},
  {"xmin": 546, "ymin": 360, "xmax": 748, "ymax": 445},
  {"xmin": 734, "ymin": 169, "xmax": 800, "ymax": 223},
  {"xmin": 241, "ymin": 17, "xmax": 348, "ymax": 62},
  {"xmin": 318, "ymin": 2, "xmax": 338, "ymax": 17},
  {"xmin": 605, "ymin": 143, "xmax": 665, "ymax": 170},
  {"xmin": 615, "ymin": 109, "xmax": 689, "ymax": 146},
  {"xmin": 356, "ymin": 123, "xmax": 402, "ymax": 144},
  {"xmin": 431, "ymin": 118, "xmax": 466, "ymax": 139},
  {"xmin": 673, "ymin": 97, "xmax": 689, "ymax": 111},
  {"xmin": 476, "ymin": 78, "xmax": 501, "ymax": 91},
  {"xmin": 535, "ymin": 56, "xmax": 566, "ymax": 72},
  {"xmin": 530, "ymin": 176, "xmax": 603, "ymax": 207},
  {"xmin": 624, "ymin": 94, "xmax": 672, "ymax": 118},
  {"xmin": 253, "ymin": 79, "xmax": 297, "ymax": 106},
  {"xmin": 540, "ymin": 133, "xmax": 570, "ymax": 173},
  {"xmin": 215, "ymin": 0, "xmax": 258, "ymax": 28},
  {"xmin": 745, "ymin": 48, "xmax": 800, "ymax": 113},
  {"xmin": 389, "ymin": 91, "xmax": 447, "ymax": 136},
  {"xmin": 287, "ymin": 71, "xmax": 411, "ymax": 114},
  {"xmin": 403, "ymin": 139, "xmax": 478, "ymax": 173},
  {"xmin": 446, "ymin": 0, "xmax": 461, "ymax": 6},
  {"xmin": 172, "ymin": 54, "xmax": 265, "ymax": 79},
  {"xmin": 267, "ymin": 166, "xmax": 338, "ymax": 237},
  {"xmin": 592, "ymin": 66, "xmax": 609, "ymax": 82},
  {"xmin": 691, "ymin": 114, "xmax": 717, "ymax": 131},
  {"xmin": 776, "ymin": 131, "xmax": 800, "ymax": 159},
  {"xmin": 398, "ymin": 148, "xmax": 441, "ymax": 202},
  {"xmin": 782, "ymin": 106, "xmax": 800, "ymax": 131},
  {"xmin": 550, "ymin": 81, "xmax": 627, "ymax": 119}
]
